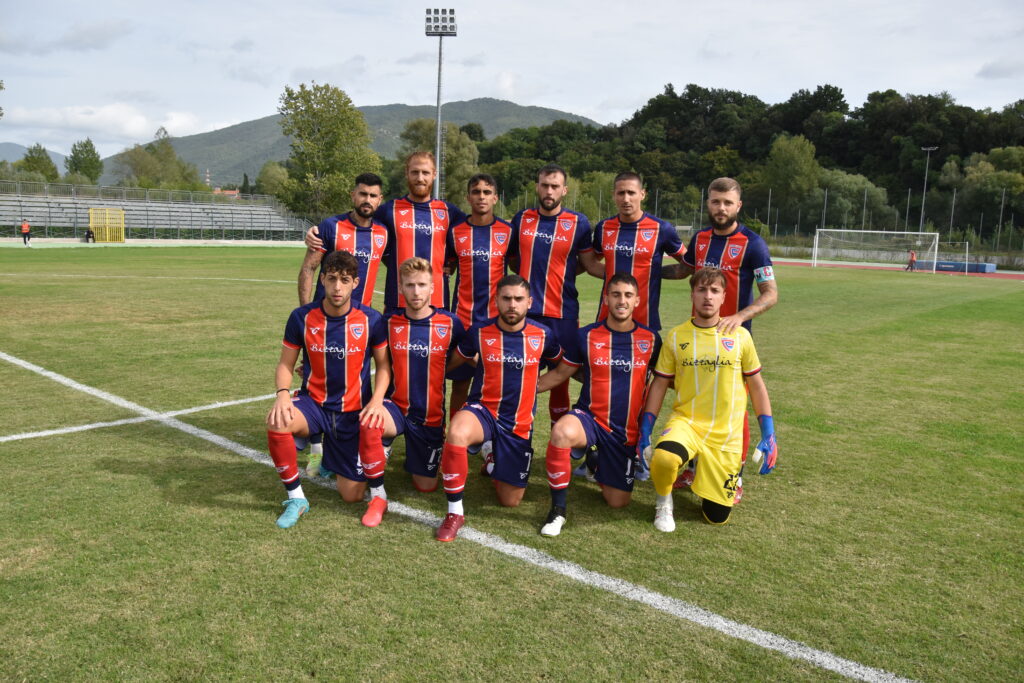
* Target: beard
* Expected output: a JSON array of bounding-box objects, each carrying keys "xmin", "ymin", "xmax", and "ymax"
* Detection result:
[
  {"xmin": 354, "ymin": 203, "xmax": 374, "ymax": 219},
  {"xmin": 539, "ymin": 196, "xmax": 561, "ymax": 212},
  {"xmin": 709, "ymin": 210, "xmax": 737, "ymax": 230}
]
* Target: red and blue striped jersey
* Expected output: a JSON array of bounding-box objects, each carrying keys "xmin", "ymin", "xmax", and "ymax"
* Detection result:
[
  {"xmin": 385, "ymin": 307, "xmax": 465, "ymax": 428},
  {"xmin": 447, "ymin": 217, "xmax": 515, "ymax": 328},
  {"xmin": 593, "ymin": 212, "xmax": 686, "ymax": 330},
  {"xmin": 564, "ymin": 321, "xmax": 662, "ymax": 445},
  {"xmin": 376, "ymin": 197, "xmax": 467, "ymax": 310},
  {"xmin": 282, "ymin": 302, "xmax": 388, "ymax": 413},
  {"xmin": 511, "ymin": 208, "xmax": 592, "ymax": 320},
  {"xmin": 456, "ymin": 319, "xmax": 563, "ymax": 439},
  {"xmin": 682, "ymin": 224, "xmax": 773, "ymax": 332},
  {"xmin": 313, "ymin": 212, "xmax": 388, "ymax": 307}
]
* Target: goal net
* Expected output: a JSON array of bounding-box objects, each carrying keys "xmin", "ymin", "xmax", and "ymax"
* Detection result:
[{"xmin": 812, "ymin": 230, "xmax": 939, "ymax": 273}]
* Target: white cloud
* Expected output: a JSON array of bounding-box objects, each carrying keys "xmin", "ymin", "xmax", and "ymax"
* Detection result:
[
  {"xmin": 977, "ymin": 59, "xmax": 1024, "ymax": 80},
  {"xmin": 6, "ymin": 103, "xmax": 153, "ymax": 139},
  {"xmin": 0, "ymin": 20, "xmax": 132, "ymax": 55}
]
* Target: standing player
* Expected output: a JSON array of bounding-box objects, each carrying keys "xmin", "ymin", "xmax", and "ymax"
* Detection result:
[
  {"xmin": 21, "ymin": 219, "xmax": 31, "ymax": 246},
  {"xmin": 510, "ymin": 164, "xmax": 600, "ymax": 423},
  {"xmin": 591, "ymin": 172, "xmax": 686, "ymax": 331},
  {"xmin": 298, "ymin": 173, "xmax": 388, "ymax": 307},
  {"xmin": 663, "ymin": 177, "xmax": 779, "ymax": 489},
  {"xmin": 535, "ymin": 273, "xmax": 661, "ymax": 537},
  {"xmin": 265, "ymin": 251, "xmax": 391, "ymax": 529},
  {"xmin": 436, "ymin": 275, "xmax": 563, "ymax": 542},
  {"xmin": 364, "ymin": 257, "xmax": 465, "ymax": 507},
  {"xmin": 638, "ymin": 267, "xmax": 777, "ymax": 530},
  {"xmin": 305, "ymin": 152, "xmax": 466, "ymax": 313},
  {"xmin": 296, "ymin": 173, "xmax": 388, "ymax": 477},
  {"xmin": 905, "ymin": 249, "xmax": 917, "ymax": 272},
  {"xmin": 446, "ymin": 173, "xmax": 515, "ymax": 415}
]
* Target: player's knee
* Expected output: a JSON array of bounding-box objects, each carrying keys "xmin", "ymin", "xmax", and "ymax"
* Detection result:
[
  {"xmin": 602, "ymin": 489, "xmax": 631, "ymax": 509},
  {"xmin": 549, "ymin": 417, "xmax": 580, "ymax": 448},
  {"xmin": 651, "ymin": 440, "xmax": 688, "ymax": 471},
  {"xmin": 412, "ymin": 475, "xmax": 438, "ymax": 493},
  {"xmin": 701, "ymin": 499, "xmax": 732, "ymax": 525}
]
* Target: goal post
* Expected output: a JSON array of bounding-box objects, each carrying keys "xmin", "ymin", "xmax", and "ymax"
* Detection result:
[
  {"xmin": 937, "ymin": 241, "xmax": 970, "ymax": 276},
  {"xmin": 89, "ymin": 208, "xmax": 125, "ymax": 243},
  {"xmin": 812, "ymin": 229, "xmax": 939, "ymax": 273}
]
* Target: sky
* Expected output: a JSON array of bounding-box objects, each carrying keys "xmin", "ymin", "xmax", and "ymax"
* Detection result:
[{"xmin": 1, "ymin": 0, "xmax": 1022, "ymax": 160}]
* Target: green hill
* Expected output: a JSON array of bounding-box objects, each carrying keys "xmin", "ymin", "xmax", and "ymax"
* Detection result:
[{"xmin": 98, "ymin": 98, "xmax": 600, "ymax": 186}]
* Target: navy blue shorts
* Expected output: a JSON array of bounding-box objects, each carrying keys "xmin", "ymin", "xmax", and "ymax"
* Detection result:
[
  {"xmin": 292, "ymin": 394, "xmax": 364, "ymax": 482},
  {"xmin": 462, "ymin": 403, "xmax": 534, "ymax": 488},
  {"xmin": 382, "ymin": 399, "xmax": 444, "ymax": 478},
  {"xmin": 528, "ymin": 315, "xmax": 578, "ymax": 369},
  {"xmin": 570, "ymin": 408, "xmax": 636, "ymax": 492}
]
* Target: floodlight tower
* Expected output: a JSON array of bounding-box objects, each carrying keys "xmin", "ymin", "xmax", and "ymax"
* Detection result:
[
  {"xmin": 425, "ymin": 8, "xmax": 457, "ymax": 199},
  {"xmin": 919, "ymin": 146, "xmax": 938, "ymax": 232}
]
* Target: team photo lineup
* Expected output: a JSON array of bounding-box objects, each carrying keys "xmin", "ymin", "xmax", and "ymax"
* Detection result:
[{"xmin": 268, "ymin": 152, "xmax": 780, "ymax": 540}]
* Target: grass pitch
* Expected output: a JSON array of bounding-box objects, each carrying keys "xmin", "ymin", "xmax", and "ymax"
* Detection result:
[{"xmin": 1, "ymin": 247, "xmax": 1021, "ymax": 681}]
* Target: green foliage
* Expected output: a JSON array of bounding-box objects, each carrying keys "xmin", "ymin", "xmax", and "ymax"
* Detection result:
[
  {"xmin": 254, "ymin": 160, "xmax": 288, "ymax": 197},
  {"xmin": 460, "ymin": 122, "xmax": 485, "ymax": 142},
  {"xmin": 240, "ymin": 173, "xmax": 251, "ymax": 195},
  {"xmin": 113, "ymin": 128, "xmax": 205, "ymax": 190},
  {"xmin": 15, "ymin": 143, "xmax": 60, "ymax": 182},
  {"xmin": 277, "ymin": 82, "xmax": 381, "ymax": 220},
  {"xmin": 65, "ymin": 138, "xmax": 103, "ymax": 183},
  {"xmin": 398, "ymin": 118, "xmax": 479, "ymax": 208}
]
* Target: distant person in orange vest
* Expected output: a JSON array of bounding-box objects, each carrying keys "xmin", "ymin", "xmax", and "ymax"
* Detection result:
[
  {"xmin": 21, "ymin": 219, "xmax": 31, "ymax": 246},
  {"xmin": 905, "ymin": 249, "xmax": 917, "ymax": 271}
]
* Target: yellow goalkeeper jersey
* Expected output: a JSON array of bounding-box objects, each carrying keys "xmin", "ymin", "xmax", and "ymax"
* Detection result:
[{"xmin": 653, "ymin": 319, "xmax": 762, "ymax": 452}]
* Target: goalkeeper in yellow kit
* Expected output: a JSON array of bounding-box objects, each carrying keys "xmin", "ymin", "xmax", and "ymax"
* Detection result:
[{"xmin": 636, "ymin": 267, "xmax": 777, "ymax": 530}]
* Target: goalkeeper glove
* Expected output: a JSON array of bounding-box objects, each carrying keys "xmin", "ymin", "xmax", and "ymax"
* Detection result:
[
  {"xmin": 755, "ymin": 415, "xmax": 778, "ymax": 475},
  {"xmin": 634, "ymin": 412, "xmax": 657, "ymax": 481}
]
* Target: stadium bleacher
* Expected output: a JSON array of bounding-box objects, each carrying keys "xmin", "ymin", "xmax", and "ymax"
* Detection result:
[{"xmin": 0, "ymin": 181, "xmax": 308, "ymax": 241}]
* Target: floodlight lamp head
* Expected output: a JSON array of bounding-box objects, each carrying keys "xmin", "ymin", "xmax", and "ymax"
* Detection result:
[{"xmin": 425, "ymin": 7, "xmax": 457, "ymax": 35}]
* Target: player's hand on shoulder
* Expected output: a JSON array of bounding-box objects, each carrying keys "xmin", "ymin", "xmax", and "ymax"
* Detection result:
[
  {"xmin": 716, "ymin": 314, "xmax": 743, "ymax": 335},
  {"xmin": 304, "ymin": 225, "xmax": 323, "ymax": 251}
]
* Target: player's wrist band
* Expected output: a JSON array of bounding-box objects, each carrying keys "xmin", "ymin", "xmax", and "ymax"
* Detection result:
[{"xmin": 276, "ymin": 388, "xmax": 290, "ymax": 394}]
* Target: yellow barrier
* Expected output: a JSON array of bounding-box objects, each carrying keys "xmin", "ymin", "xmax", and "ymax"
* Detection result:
[{"xmin": 88, "ymin": 208, "xmax": 125, "ymax": 243}]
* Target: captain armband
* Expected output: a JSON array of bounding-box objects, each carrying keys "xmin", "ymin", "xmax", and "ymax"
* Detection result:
[{"xmin": 753, "ymin": 265, "xmax": 775, "ymax": 284}]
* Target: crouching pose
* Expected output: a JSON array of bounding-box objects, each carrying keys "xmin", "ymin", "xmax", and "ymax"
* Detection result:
[
  {"xmin": 638, "ymin": 267, "xmax": 777, "ymax": 531},
  {"xmin": 535, "ymin": 273, "xmax": 661, "ymax": 537},
  {"xmin": 265, "ymin": 251, "xmax": 391, "ymax": 528}
]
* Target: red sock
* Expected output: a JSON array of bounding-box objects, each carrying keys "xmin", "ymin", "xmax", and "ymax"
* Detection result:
[
  {"xmin": 546, "ymin": 444, "xmax": 571, "ymax": 490},
  {"xmin": 358, "ymin": 424, "xmax": 387, "ymax": 480},
  {"xmin": 268, "ymin": 430, "xmax": 300, "ymax": 488},
  {"xmin": 440, "ymin": 443, "xmax": 468, "ymax": 495},
  {"xmin": 549, "ymin": 380, "xmax": 570, "ymax": 423}
]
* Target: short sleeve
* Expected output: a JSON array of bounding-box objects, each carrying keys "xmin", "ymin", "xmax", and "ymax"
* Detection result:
[
  {"xmin": 370, "ymin": 312, "xmax": 388, "ymax": 348},
  {"xmin": 457, "ymin": 325, "xmax": 479, "ymax": 360},
  {"xmin": 653, "ymin": 327, "xmax": 677, "ymax": 378},
  {"xmin": 681, "ymin": 233, "xmax": 697, "ymax": 267},
  {"xmin": 283, "ymin": 308, "xmax": 304, "ymax": 350},
  {"xmin": 315, "ymin": 217, "xmax": 336, "ymax": 254},
  {"xmin": 543, "ymin": 328, "xmax": 563, "ymax": 363},
  {"xmin": 592, "ymin": 219, "xmax": 606, "ymax": 257},
  {"xmin": 661, "ymin": 219, "xmax": 686, "ymax": 261},
  {"xmin": 576, "ymin": 214, "xmax": 593, "ymax": 253}
]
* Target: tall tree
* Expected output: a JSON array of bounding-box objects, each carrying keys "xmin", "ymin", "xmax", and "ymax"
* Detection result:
[
  {"xmin": 254, "ymin": 161, "xmax": 288, "ymax": 197},
  {"xmin": 16, "ymin": 144, "xmax": 60, "ymax": 182},
  {"xmin": 113, "ymin": 128, "xmax": 204, "ymax": 189},
  {"xmin": 65, "ymin": 138, "xmax": 103, "ymax": 183},
  {"xmin": 277, "ymin": 82, "xmax": 380, "ymax": 219}
]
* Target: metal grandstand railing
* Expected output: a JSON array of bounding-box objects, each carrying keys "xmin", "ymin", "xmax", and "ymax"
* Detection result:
[{"xmin": 0, "ymin": 180, "xmax": 310, "ymax": 241}]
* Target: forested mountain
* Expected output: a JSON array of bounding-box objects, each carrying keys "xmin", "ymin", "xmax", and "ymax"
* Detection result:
[{"xmin": 96, "ymin": 98, "xmax": 599, "ymax": 186}]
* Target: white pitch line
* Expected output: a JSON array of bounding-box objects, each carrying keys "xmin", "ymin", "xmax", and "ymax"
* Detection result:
[
  {"xmin": 0, "ymin": 349, "xmax": 912, "ymax": 683},
  {"xmin": 0, "ymin": 393, "xmax": 276, "ymax": 443}
]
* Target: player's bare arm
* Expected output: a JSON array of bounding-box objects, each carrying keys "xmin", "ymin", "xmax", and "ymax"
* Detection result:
[
  {"xmin": 297, "ymin": 248, "xmax": 325, "ymax": 305},
  {"xmin": 717, "ymin": 279, "xmax": 778, "ymax": 334},
  {"xmin": 642, "ymin": 374, "xmax": 672, "ymax": 417},
  {"xmin": 359, "ymin": 345, "xmax": 393, "ymax": 428},
  {"xmin": 538, "ymin": 360, "xmax": 579, "ymax": 393},
  {"xmin": 578, "ymin": 250, "xmax": 605, "ymax": 279},
  {"xmin": 267, "ymin": 346, "xmax": 301, "ymax": 430},
  {"xmin": 661, "ymin": 263, "xmax": 693, "ymax": 280},
  {"xmin": 304, "ymin": 225, "xmax": 323, "ymax": 251},
  {"xmin": 745, "ymin": 371, "xmax": 772, "ymax": 418}
]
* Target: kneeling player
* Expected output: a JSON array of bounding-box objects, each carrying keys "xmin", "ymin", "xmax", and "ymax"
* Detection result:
[
  {"xmin": 436, "ymin": 275, "xmax": 563, "ymax": 541},
  {"xmin": 265, "ymin": 251, "xmax": 391, "ymax": 528},
  {"xmin": 638, "ymin": 267, "xmax": 777, "ymax": 530},
  {"xmin": 535, "ymin": 273, "xmax": 661, "ymax": 536},
  {"xmin": 367, "ymin": 257, "xmax": 465, "ymax": 501}
]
